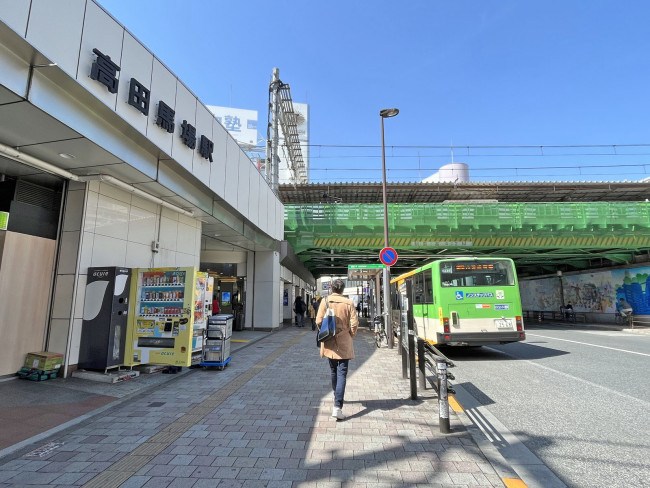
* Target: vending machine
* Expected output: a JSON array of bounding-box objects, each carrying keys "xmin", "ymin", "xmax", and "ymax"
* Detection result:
[
  {"xmin": 78, "ymin": 267, "xmax": 131, "ymax": 371},
  {"xmin": 125, "ymin": 267, "xmax": 205, "ymax": 367},
  {"xmin": 191, "ymin": 272, "xmax": 210, "ymax": 362}
]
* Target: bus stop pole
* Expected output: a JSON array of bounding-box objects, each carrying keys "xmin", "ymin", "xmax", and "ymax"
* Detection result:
[
  {"xmin": 374, "ymin": 277, "xmax": 382, "ymax": 318},
  {"xmin": 400, "ymin": 294, "xmax": 407, "ymax": 379},
  {"xmin": 405, "ymin": 280, "xmax": 417, "ymax": 400}
]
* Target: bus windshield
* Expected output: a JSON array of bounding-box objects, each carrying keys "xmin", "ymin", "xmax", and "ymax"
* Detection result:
[{"xmin": 439, "ymin": 260, "xmax": 515, "ymax": 287}]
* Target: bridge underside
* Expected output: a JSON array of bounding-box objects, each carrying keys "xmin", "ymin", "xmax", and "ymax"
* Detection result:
[{"xmin": 284, "ymin": 202, "xmax": 650, "ymax": 278}]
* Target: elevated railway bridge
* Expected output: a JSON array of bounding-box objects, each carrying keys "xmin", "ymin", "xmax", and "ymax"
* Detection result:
[{"xmin": 279, "ymin": 181, "xmax": 650, "ymax": 279}]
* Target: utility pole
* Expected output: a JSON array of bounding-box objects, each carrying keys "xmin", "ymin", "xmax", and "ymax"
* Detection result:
[{"xmin": 269, "ymin": 68, "xmax": 281, "ymax": 192}]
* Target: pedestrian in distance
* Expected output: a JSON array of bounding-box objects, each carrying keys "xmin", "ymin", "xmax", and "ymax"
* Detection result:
[
  {"xmin": 315, "ymin": 279, "xmax": 359, "ymax": 420},
  {"xmin": 564, "ymin": 302, "xmax": 573, "ymax": 319},
  {"xmin": 308, "ymin": 298, "xmax": 317, "ymax": 330},
  {"xmin": 293, "ymin": 296, "xmax": 305, "ymax": 327},
  {"xmin": 618, "ymin": 297, "xmax": 633, "ymax": 318},
  {"xmin": 212, "ymin": 294, "xmax": 220, "ymax": 315}
]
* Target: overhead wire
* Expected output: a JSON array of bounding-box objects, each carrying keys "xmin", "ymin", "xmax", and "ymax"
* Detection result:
[
  {"xmin": 300, "ymin": 142, "xmax": 650, "ymax": 182},
  {"xmin": 304, "ymin": 143, "xmax": 650, "ymax": 149}
]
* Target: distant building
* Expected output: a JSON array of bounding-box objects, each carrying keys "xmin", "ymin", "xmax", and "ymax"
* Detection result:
[
  {"xmin": 278, "ymin": 102, "xmax": 310, "ymax": 184},
  {"xmin": 422, "ymin": 162, "xmax": 470, "ymax": 183},
  {"xmin": 206, "ymin": 106, "xmax": 259, "ymax": 148}
]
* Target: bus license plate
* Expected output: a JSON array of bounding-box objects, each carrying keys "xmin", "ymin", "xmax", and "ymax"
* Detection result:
[{"xmin": 495, "ymin": 319, "xmax": 513, "ymax": 329}]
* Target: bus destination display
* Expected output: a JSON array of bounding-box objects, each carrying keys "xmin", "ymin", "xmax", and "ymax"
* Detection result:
[{"xmin": 455, "ymin": 263, "xmax": 494, "ymax": 271}]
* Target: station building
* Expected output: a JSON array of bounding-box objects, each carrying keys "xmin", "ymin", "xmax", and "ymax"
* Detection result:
[{"xmin": 0, "ymin": 1, "xmax": 314, "ymax": 377}]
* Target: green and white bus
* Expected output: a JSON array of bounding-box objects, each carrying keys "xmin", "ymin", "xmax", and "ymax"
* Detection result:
[{"xmin": 391, "ymin": 257, "xmax": 525, "ymax": 346}]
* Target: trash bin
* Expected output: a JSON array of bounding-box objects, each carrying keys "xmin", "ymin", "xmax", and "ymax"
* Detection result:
[{"xmin": 234, "ymin": 313, "xmax": 244, "ymax": 331}]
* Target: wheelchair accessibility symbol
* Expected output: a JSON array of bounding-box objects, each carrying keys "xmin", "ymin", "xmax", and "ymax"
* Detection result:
[{"xmin": 456, "ymin": 291, "xmax": 464, "ymax": 300}]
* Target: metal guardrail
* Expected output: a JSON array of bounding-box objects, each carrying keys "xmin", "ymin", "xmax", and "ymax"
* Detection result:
[
  {"xmin": 633, "ymin": 316, "xmax": 650, "ymax": 327},
  {"xmin": 395, "ymin": 280, "xmax": 457, "ymax": 434},
  {"xmin": 417, "ymin": 340, "xmax": 456, "ymax": 434}
]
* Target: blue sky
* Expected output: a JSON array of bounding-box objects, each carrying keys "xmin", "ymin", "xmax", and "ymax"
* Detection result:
[{"xmin": 100, "ymin": 0, "xmax": 650, "ymax": 183}]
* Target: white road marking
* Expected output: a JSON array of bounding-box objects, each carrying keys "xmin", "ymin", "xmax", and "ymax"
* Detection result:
[
  {"xmin": 498, "ymin": 355, "xmax": 650, "ymax": 406},
  {"xmin": 526, "ymin": 333, "xmax": 650, "ymax": 357}
]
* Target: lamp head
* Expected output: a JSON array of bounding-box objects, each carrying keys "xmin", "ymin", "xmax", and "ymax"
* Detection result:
[{"xmin": 380, "ymin": 108, "xmax": 399, "ymax": 118}]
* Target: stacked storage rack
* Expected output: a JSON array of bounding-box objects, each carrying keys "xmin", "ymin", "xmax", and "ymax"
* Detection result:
[{"xmin": 201, "ymin": 314, "xmax": 233, "ymax": 370}]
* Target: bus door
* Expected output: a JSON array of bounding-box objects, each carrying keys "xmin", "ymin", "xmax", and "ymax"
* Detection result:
[{"xmin": 413, "ymin": 269, "xmax": 435, "ymax": 341}]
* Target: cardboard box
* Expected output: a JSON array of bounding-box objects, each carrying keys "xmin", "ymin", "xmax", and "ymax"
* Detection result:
[{"xmin": 24, "ymin": 352, "xmax": 63, "ymax": 371}]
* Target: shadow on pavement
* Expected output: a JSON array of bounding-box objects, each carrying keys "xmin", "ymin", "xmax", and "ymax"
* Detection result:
[
  {"xmin": 343, "ymin": 395, "xmax": 435, "ymax": 421},
  {"xmin": 439, "ymin": 342, "xmax": 569, "ymax": 361}
]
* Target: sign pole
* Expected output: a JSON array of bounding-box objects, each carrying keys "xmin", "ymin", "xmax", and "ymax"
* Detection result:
[
  {"xmin": 378, "ymin": 249, "xmax": 398, "ymax": 349},
  {"xmin": 382, "ymin": 267, "xmax": 392, "ymax": 348}
]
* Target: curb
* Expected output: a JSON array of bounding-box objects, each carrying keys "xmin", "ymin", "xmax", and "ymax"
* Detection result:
[{"xmin": 450, "ymin": 384, "xmax": 568, "ymax": 488}]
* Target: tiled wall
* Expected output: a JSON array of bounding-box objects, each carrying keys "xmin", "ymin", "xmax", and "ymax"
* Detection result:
[{"xmin": 49, "ymin": 180, "xmax": 202, "ymax": 368}]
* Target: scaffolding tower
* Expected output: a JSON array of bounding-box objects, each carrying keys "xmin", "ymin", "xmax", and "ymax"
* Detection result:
[{"xmin": 266, "ymin": 68, "xmax": 307, "ymax": 191}]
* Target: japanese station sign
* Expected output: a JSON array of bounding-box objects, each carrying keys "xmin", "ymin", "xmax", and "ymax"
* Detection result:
[{"xmin": 89, "ymin": 48, "xmax": 214, "ymax": 162}]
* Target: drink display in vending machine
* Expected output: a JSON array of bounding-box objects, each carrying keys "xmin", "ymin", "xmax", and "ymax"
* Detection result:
[
  {"xmin": 191, "ymin": 272, "xmax": 209, "ymax": 361},
  {"xmin": 124, "ymin": 267, "xmax": 201, "ymax": 367},
  {"xmin": 205, "ymin": 276, "xmax": 214, "ymax": 316}
]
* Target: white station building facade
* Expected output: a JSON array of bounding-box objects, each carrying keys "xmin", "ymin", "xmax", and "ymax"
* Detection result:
[{"xmin": 0, "ymin": 1, "xmax": 314, "ymax": 377}]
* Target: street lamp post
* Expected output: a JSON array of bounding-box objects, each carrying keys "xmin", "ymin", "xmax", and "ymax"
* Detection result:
[{"xmin": 380, "ymin": 108, "xmax": 399, "ymax": 348}]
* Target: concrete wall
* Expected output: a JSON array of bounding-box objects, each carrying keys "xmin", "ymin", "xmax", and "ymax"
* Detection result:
[{"xmin": 49, "ymin": 180, "xmax": 202, "ymax": 372}]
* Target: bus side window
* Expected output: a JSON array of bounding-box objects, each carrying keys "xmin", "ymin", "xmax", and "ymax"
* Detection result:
[
  {"xmin": 423, "ymin": 269, "xmax": 434, "ymax": 304},
  {"xmin": 414, "ymin": 272, "xmax": 424, "ymax": 304}
]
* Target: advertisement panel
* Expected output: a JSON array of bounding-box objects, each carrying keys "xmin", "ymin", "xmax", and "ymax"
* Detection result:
[{"xmin": 207, "ymin": 106, "xmax": 258, "ymax": 146}]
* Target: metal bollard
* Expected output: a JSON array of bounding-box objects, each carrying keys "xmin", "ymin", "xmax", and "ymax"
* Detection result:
[
  {"xmin": 417, "ymin": 339, "xmax": 426, "ymax": 390},
  {"xmin": 402, "ymin": 339, "xmax": 408, "ymax": 379},
  {"xmin": 435, "ymin": 358, "xmax": 450, "ymax": 434}
]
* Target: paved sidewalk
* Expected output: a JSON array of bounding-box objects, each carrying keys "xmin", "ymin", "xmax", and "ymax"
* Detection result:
[
  {"xmin": 0, "ymin": 329, "xmax": 273, "ymax": 454},
  {"xmin": 0, "ymin": 326, "xmax": 511, "ymax": 488}
]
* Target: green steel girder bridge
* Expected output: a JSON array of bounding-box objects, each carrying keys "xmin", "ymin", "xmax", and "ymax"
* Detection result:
[{"xmin": 280, "ymin": 181, "xmax": 650, "ymax": 278}]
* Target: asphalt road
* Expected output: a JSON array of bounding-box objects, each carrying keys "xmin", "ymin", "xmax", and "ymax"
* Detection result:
[{"xmin": 442, "ymin": 324, "xmax": 650, "ymax": 488}]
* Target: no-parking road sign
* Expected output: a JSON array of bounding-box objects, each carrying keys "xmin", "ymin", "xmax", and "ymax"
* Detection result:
[{"xmin": 379, "ymin": 247, "xmax": 398, "ymax": 266}]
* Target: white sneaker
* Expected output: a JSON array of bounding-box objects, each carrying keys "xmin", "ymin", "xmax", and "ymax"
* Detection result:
[{"xmin": 331, "ymin": 407, "xmax": 345, "ymax": 420}]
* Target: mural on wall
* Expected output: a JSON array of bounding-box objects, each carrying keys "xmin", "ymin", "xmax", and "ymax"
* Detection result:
[
  {"xmin": 563, "ymin": 272, "xmax": 616, "ymax": 313},
  {"xmin": 519, "ymin": 277, "xmax": 561, "ymax": 312},
  {"xmin": 521, "ymin": 265, "xmax": 650, "ymax": 314},
  {"xmin": 615, "ymin": 268, "xmax": 650, "ymax": 315}
]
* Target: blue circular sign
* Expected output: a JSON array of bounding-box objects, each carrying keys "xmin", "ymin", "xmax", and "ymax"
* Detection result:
[{"xmin": 379, "ymin": 247, "xmax": 398, "ymax": 266}]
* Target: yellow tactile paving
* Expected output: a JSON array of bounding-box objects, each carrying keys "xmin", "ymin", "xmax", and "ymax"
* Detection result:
[{"xmin": 503, "ymin": 478, "xmax": 528, "ymax": 487}]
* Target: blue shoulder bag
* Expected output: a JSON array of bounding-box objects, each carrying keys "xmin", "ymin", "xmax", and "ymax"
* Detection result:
[{"xmin": 317, "ymin": 297, "xmax": 336, "ymax": 343}]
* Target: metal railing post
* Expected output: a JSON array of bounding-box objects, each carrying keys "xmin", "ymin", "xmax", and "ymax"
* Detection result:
[
  {"xmin": 417, "ymin": 338, "xmax": 426, "ymax": 390},
  {"xmin": 405, "ymin": 280, "xmax": 417, "ymax": 399},
  {"xmin": 435, "ymin": 358, "xmax": 450, "ymax": 433},
  {"xmin": 402, "ymin": 338, "xmax": 408, "ymax": 379}
]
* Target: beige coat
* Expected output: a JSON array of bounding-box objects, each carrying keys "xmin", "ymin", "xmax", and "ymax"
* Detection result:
[{"xmin": 316, "ymin": 293, "xmax": 359, "ymax": 360}]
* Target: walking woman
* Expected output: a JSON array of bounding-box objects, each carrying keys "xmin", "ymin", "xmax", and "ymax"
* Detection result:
[
  {"xmin": 315, "ymin": 279, "xmax": 359, "ymax": 420},
  {"xmin": 308, "ymin": 298, "xmax": 317, "ymax": 330}
]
